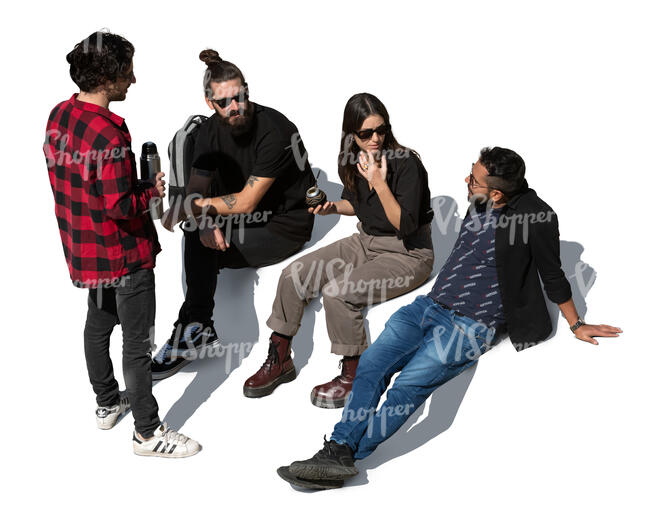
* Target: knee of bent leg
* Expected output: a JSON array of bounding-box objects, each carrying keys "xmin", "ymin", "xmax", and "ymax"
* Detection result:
[
  {"xmin": 280, "ymin": 262, "xmax": 299, "ymax": 282},
  {"xmin": 280, "ymin": 258, "xmax": 320, "ymax": 290}
]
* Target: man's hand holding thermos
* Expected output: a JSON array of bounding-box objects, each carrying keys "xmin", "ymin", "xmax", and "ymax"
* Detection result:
[
  {"xmin": 153, "ymin": 171, "xmax": 166, "ymax": 199},
  {"xmin": 140, "ymin": 141, "xmax": 165, "ymax": 219}
]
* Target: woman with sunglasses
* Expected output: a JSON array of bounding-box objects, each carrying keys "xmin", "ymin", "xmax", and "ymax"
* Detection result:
[{"xmin": 244, "ymin": 93, "xmax": 434, "ymax": 408}]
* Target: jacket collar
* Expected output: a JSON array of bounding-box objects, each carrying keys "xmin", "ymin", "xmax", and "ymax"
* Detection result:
[{"xmin": 503, "ymin": 179, "xmax": 532, "ymax": 211}]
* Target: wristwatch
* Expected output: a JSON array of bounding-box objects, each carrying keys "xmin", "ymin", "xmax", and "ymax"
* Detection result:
[{"xmin": 570, "ymin": 317, "xmax": 586, "ymax": 333}]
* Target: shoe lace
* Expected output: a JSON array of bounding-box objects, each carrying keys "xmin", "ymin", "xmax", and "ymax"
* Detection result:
[
  {"xmin": 262, "ymin": 340, "xmax": 280, "ymax": 370},
  {"xmin": 161, "ymin": 424, "xmax": 189, "ymax": 446},
  {"xmin": 331, "ymin": 359, "xmax": 344, "ymax": 383},
  {"xmin": 154, "ymin": 324, "xmax": 202, "ymax": 363},
  {"xmin": 315, "ymin": 435, "xmax": 340, "ymax": 458},
  {"xmin": 153, "ymin": 327, "xmax": 180, "ymax": 363}
]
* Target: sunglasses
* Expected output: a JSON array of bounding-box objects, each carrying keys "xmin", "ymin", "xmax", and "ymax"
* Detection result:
[
  {"xmin": 210, "ymin": 88, "xmax": 249, "ymax": 109},
  {"xmin": 354, "ymin": 124, "xmax": 391, "ymax": 141}
]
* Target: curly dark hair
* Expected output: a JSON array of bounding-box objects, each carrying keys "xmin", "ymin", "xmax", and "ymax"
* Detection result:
[{"xmin": 66, "ymin": 31, "xmax": 134, "ymax": 92}]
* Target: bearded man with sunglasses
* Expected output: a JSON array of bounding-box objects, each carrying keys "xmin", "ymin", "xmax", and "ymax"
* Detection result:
[
  {"xmin": 153, "ymin": 49, "xmax": 316, "ymax": 379},
  {"xmin": 277, "ymin": 146, "xmax": 622, "ymax": 490}
]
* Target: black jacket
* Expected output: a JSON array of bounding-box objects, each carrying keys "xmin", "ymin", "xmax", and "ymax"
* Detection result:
[{"xmin": 494, "ymin": 182, "xmax": 572, "ymax": 350}]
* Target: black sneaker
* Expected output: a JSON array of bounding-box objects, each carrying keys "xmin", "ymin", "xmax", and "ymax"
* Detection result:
[
  {"xmin": 277, "ymin": 466, "xmax": 344, "ymax": 490},
  {"xmin": 151, "ymin": 322, "xmax": 221, "ymax": 381},
  {"xmin": 287, "ymin": 436, "xmax": 358, "ymax": 480}
]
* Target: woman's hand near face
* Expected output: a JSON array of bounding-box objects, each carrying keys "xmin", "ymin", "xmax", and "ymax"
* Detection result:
[{"xmin": 357, "ymin": 150, "xmax": 387, "ymax": 189}]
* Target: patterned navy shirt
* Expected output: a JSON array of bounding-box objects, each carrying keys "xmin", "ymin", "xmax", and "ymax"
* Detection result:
[{"xmin": 428, "ymin": 203, "xmax": 506, "ymax": 327}]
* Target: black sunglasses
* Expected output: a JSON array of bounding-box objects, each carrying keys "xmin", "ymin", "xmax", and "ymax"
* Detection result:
[
  {"xmin": 354, "ymin": 123, "xmax": 391, "ymax": 141},
  {"xmin": 210, "ymin": 88, "xmax": 249, "ymax": 109}
]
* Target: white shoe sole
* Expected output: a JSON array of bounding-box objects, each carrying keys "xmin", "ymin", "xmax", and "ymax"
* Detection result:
[
  {"xmin": 97, "ymin": 415, "xmax": 120, "ymax": 430},
  {"xmin": 151, "ymin": 356, "xmax": 194, "ymax": 381},
  {"xmin": 133, "ymin": 445, "xmax": 202, "ymax": 458}
]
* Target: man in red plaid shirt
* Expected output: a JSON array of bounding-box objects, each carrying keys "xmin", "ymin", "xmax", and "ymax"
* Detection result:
[{"xmin": 44, "ymin": 31, "xmax": 200, "ymax": 458}]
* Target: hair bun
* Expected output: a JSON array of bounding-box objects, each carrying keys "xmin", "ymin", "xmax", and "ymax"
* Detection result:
[{"xmin": 199, "ymin": 49, "xmax": 222, "ymax": 65}]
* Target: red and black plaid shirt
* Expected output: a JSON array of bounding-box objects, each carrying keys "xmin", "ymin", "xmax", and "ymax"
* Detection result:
[{"xmin": 44, "ymin": 94, "xmax": 161, "ymax": 288}]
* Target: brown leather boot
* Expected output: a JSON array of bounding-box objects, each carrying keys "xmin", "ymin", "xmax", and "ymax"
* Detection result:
[
  {"xmin": 243, "ymin": 333, "xmax": 296, "ymax": 398},
  {"xmin": 310, "ymin": 355, "xmax": 360, "ymax": 409}
]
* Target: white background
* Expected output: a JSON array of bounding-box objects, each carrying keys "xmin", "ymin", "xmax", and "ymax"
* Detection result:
[{"xmin": 1, "ymin": 0, "xmax": 648, "ymax": 521}]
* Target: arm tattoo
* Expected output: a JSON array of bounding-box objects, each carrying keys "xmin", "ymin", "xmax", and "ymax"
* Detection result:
[
  {"xmin": 220, "ymin": 194, "xmax": 237, "ymax": 210},
  {"xmin": 246, "ymin": 175, "xmax": 260, "ymax": 188}
]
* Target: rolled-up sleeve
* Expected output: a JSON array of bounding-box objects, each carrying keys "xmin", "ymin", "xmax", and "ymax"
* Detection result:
[{"xmin": 529, "ymin": 209, "xmax": 572, "ymax": 303}]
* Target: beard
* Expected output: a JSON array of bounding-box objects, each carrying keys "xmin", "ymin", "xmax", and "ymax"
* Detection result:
[
  {"xmin": 215, "ymin": 102, "xmax": 255, "ymax": 137},
  {"xmin": 105, "ymin": 79, "xmax": 131, "ymax": 102},
  {"xmin": 468, "ymin": 190, "xmax": 489, "ymax": 207}
]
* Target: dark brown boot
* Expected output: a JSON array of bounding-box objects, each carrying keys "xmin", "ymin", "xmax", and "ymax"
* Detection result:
[
  {"xmin": 243, "ymin": 333, "xmax": 296, "ymax": 398},
  {"xmin": 310, "ymin": 356, "xmax": 360, "ymax": 409}
]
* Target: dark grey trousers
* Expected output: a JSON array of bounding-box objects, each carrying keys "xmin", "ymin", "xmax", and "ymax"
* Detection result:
[{"xmin": 84, "ymin": 268, "xmax": 160, "ymax": 438}]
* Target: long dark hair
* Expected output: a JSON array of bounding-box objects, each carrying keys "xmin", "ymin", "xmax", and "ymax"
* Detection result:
[
  {"xmin": 199, "ymin": 49, "xmax": 247, "ymax": 98},
  {"xmin": 338, "ymin": 93, "xmax": 410, "ymax": 199}
]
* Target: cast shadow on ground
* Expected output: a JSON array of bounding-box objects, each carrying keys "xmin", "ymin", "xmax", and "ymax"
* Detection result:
[
  {"xmin": 161, "ymin": 168, "xmax": 342, "ymax": 429},
  {"xmin": 292, "ymin": 193, "xmax": 465, "ymax": 375},
  {"xmin": 289, "ymin": 169, "xmax": 346, "ymax": 376}
]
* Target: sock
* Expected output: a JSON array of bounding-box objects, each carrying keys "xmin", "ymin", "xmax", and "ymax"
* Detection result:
[{"xmin": 273, "ymin": 331, "xmax": 293, "ymax": 341}]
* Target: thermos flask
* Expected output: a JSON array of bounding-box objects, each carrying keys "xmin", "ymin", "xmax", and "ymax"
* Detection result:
[{"xmin": 140, "ymin": 142, "xmax": 164, "ymax": 219}]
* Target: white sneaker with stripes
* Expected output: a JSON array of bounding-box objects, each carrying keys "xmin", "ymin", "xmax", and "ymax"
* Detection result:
[
  {"xmin": 132, "ymin": 422, "xmax": 201, "ymax": 458},
  {"xmin": 96, "ymin": 393, "xmax": 130, "ymax": 430}
]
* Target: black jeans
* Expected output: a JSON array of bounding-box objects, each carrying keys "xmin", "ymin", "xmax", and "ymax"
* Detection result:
[
  {"xmin": 84, "ymin": 268, "xmax": 160, "ymax": 438},
  {"xmin": 176, "ymin": 223, "xmax": 305, "ymax": 328}
]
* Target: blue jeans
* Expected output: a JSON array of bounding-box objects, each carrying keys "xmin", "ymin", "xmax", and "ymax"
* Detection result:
[{"xmin": 331, "ymin": 295, "xmax": 495, "ymax": 459}]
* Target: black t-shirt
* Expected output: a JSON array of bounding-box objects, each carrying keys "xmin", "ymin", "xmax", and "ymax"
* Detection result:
[
  {"xmin": 340, "ymin": 152, "xmax": 433, "ymax": 240},
  {"xmin": 192, "ymin": 103, "xmax": 315, "ymax": 243}
]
